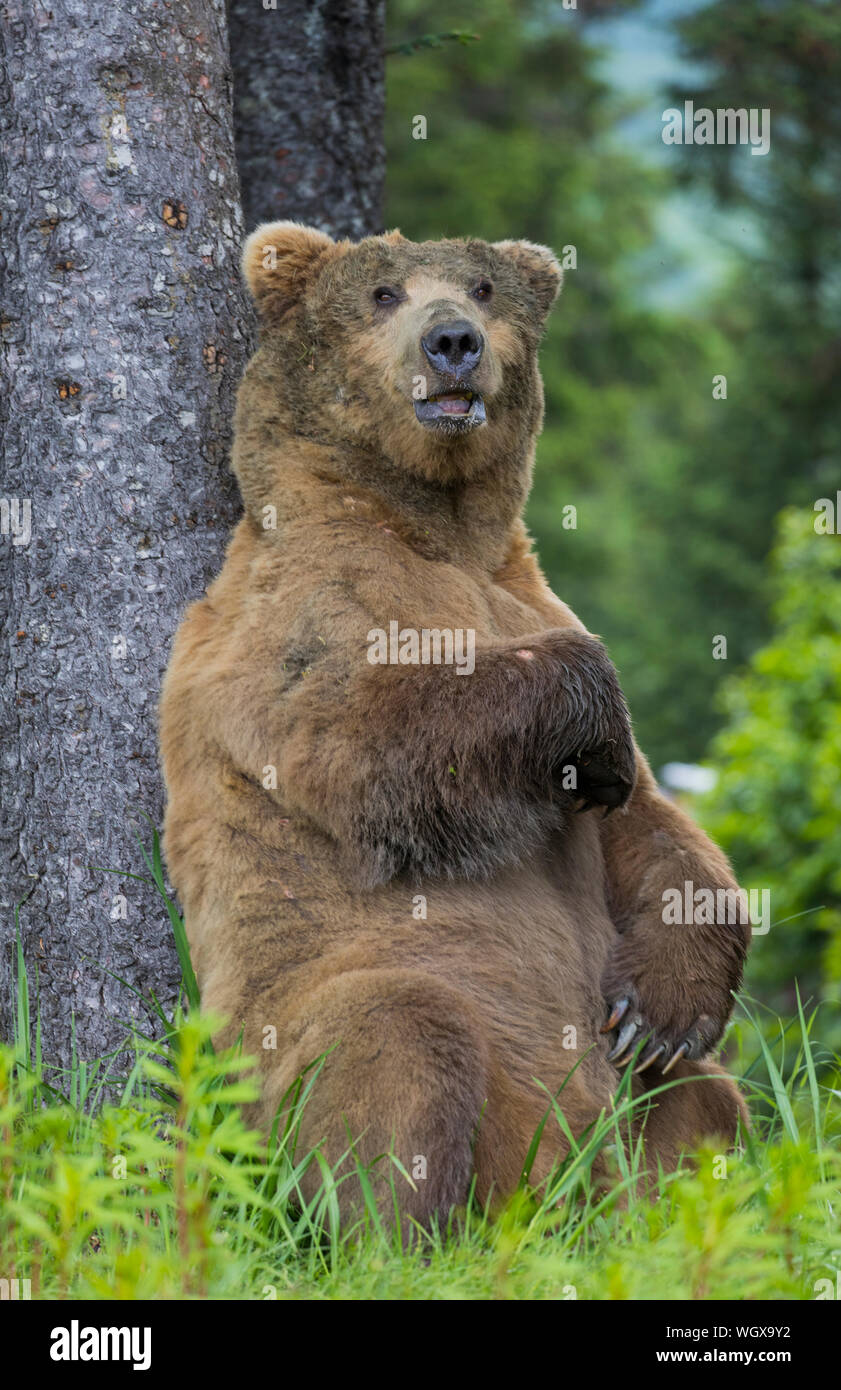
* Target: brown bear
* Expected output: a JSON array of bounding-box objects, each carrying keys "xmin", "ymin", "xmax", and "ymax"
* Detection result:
[{"xmin": 159, "ymin": 222, "xmax": 750, "ymax": 1231}]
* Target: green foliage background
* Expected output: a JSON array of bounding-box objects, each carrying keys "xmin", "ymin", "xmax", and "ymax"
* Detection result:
[
  {"xmin": 699, "ymin": 511, "xmax": 841, "ymax": 1050},
  {"xmin": 384, "ymin": 0, "xmax": 841, "ymax": 1034}
]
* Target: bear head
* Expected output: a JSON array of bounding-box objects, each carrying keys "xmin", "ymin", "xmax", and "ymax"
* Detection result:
[{"xmin": 236, "ymin": 223, "xmax": 562, "ymax": 502}]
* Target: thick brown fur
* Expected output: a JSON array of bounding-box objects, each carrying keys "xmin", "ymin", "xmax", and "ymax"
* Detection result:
[{"xmin": 160, "ymin": 223, "xmax": 750, "ymax": 1234}]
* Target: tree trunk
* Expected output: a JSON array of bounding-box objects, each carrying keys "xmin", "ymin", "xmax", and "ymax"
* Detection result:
[
  {"xmin": 228, "ymin": 0, "xmax": 385, "ymax": 237},
  {"xmin": 0, "ymin": 0, "xmax": 253, "ymax": 1072}
]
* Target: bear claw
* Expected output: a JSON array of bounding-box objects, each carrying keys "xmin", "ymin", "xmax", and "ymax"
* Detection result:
[
  {"xmin": 633, "ymin": 1042, "xmax": 668, "ymax": 1075},
  {"xmin": 660, "ymin": 1041, "xmax": 690, "ymax": 1074},
  {"xmin": 606, "ymin": 1016, "xmax": 645, "ymax": 1063},
  {"xmin": 601, "ymin": 998, "xmax": 720, "ymax": 1076},
  {"xmin": 600, "ymin": 996, "xmax": 630, "ymax": 1033}
]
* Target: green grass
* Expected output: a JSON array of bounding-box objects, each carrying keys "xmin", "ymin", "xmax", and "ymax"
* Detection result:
[{"xmin": 4, "ymin": 832, "xmax": 841, "ymax": 1301}]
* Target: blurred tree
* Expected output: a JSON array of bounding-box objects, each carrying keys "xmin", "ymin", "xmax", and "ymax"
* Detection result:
[
  {"xmin": 672, "ymin": 0, "xmax": 841, "ymax": 485},
  {"xmin": 663, "ymin": 0, "xmax": 841, "ymax": 756},
  {"xmin": 228, "ymin": 0, "xmax": 385, "ymax": 237},
  {"xmin": 699, "ymin": 509, "xmax": 841, "ymax": 1046}
]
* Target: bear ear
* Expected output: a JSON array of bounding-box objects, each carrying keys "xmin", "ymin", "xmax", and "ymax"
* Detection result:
[
  {"xmin": 492, "ymin": 239, "xmax": 563, "ymax": 322},
  {"xmin": 241, "ymin": 221, "xmax": 342, "ymax": 320}
]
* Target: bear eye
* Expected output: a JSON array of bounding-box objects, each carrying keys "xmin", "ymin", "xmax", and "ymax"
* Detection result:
[
  {"xmin": 471, "ymin": 280, "xmax": 493, "ymax": 302},
  {"xmin": 373, "ymin": 286, "xmax": 401, "ymax": 306}
]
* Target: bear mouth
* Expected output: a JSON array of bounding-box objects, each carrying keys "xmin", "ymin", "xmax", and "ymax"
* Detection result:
[{"xmin": 414, "ymin": 392, "xmax": 486, "ymax": 430}]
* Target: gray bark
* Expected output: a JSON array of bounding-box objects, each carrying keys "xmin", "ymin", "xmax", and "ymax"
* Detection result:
[
  {"xmin": 0, "ymin": 0, "xmax": 253, "ymax": 1073},
  {"xmin": 228, "ymin": 0, "xmax": 385, "ymax": 237}
]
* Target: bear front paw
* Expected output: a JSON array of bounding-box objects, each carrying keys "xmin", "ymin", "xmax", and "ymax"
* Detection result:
[
  {"xmin": 599, "ymin": 979, "xmax": 726, "ymax": 1076},
  {"xmin": 573, "ymin": 743, "xmax": 635, "ymax": 814},
  {"xmin": 549, "ymin": 630, "xmax": 636, "ymax": 812}
]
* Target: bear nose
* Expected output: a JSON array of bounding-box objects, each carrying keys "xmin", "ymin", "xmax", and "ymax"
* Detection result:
[{"xmin": 421, "ymin": 319, "xmax": 484, "ymax": 375}]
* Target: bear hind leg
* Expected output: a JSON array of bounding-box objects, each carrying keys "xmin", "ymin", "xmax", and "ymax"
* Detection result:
[{"xmin": 271, "ymin": 970, "xmax": 490, "ymax": 1241}]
